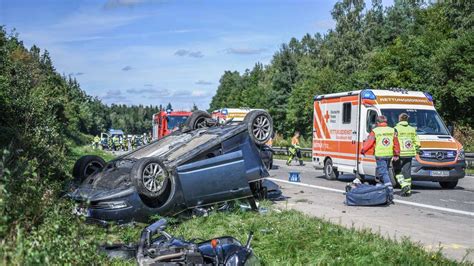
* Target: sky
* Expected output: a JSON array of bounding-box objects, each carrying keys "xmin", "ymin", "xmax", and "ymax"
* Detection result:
[{"xmin": 0, "ymin": 0, "xmax": 392, "ymax": 110}]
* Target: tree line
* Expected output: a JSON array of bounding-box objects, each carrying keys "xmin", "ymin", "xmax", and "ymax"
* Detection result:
[{"xmin": 209, "ymin": 0, "xmax": 473, "ymax": 137}]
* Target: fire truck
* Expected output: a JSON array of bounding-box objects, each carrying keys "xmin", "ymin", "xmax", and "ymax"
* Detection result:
[
  {"xmin": 312, "ymin": 88, "xmax": 466, "ymax": 189},
  {"xmin": 152, "ymin": 110, "xmax": 192, "ymax": 140}
]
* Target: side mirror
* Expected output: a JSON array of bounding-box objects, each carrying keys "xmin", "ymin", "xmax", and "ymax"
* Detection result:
[{"xmin": 448, "ymin": 125, "xmax": 454, "ymax": 136}]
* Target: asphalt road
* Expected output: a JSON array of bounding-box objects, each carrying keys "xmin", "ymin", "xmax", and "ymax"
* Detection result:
[{"xmin": 268, "ymin": 159, "xmax": 474, "ymax": 262}]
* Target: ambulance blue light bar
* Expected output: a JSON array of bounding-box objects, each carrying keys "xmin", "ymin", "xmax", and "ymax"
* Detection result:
[
  {"xmin": 361, "ymin": 90, "xmax": 376, "ymax": 100},
  {"xmin": 221, "ymin": 108, "xmax": 228, "ymax": 115},
  {"xmin": 423, "ymin": 92, "xmax": 433, "ymax": 102}
]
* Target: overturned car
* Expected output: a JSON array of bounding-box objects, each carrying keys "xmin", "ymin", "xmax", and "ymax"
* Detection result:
[{"xmin": 69, "ymin": 110, "xmax": 273, "ymax": 224}]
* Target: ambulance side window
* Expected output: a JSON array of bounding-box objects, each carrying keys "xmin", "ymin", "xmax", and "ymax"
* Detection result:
[
  {"xmin": 342, "ymin": 103, "xmax": 351, "ymax": 124},
  {"xmin": 367, "ymin": 110, "xmax": 377, "ymax": 133}
]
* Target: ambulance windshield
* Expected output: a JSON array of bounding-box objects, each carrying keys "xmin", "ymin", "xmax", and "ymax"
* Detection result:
[{"xmin": 381, "ymin": 109, "xmax": 450, "ymax": 136}]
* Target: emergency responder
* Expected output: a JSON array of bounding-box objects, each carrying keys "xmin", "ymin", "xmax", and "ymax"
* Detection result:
[
  {"xmin": 394, "ymin": 113, "xmax": 420, "ymax": 197},
  {"xmin": 361, "ymin": 115, "xmax": 400, "ymax": 200},
  {"xmin": 131, "ymin": 135, "xmax": 136, "ymax": 150},
  {"xmin": 113, "ymin": 135, "xmax": 120, "ymax": 151},
  {"xmin": 93, "ymin": 135, "xmax": 100, "ymax": 149},
  {"xmin": 287, "ymin": 131, "xmax": 304, "ymax": 166},
  {"xmin": 107, "ymin": 137, "xmax": 113, "ymax": 151},
  {"xmin": 123, "ymin": 136, "xmax": 129, "ymax": 151}
]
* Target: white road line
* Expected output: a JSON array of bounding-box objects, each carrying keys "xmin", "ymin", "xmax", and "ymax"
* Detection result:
[{"xmin": 268, "ymin": 178, "xmax": 474, "ymax": 217}]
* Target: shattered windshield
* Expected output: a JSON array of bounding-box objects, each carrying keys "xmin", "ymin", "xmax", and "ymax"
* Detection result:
[{"xmin": 381, "ymin": 109, "xmax": 449, "ymax": 135}]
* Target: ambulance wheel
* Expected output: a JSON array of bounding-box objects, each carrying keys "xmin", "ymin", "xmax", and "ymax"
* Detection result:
[
  {"xmin": 439, "ymin": 181, "xmax": 458, "ymax": 189},
  {"xmin": 244, "ymin": 110, "xmax": 273, "ymax": 146},
  {"xmin": 72, "ymin": 155, "xmax": 106, "ymax": 183},
  {"xmin": 323, "ymin": 158, "xmax": 338, "ymax": 180},
  {"xmin": 185, "ymin": 110, "xmax": 211, "ymax": 130}
]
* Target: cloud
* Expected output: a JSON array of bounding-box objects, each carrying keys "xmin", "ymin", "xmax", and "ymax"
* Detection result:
[
  {"xmin": 144, "ymin": 83, "xmax": 153, "ymax": 87},
  {"xmin": 174, "ymin": 49, "xmax": 204, "ymax": 58},
  {"xmin": 103, "ymin": 0, "xmax": 168, "ymax": 9},
  {"xmin": 122, "ymin": 65, "xmax": 133, "ymax": 71},
  {"xmin": 69, "ymin": 72, "xmax": 85, "ymax": 76},
  {"xmin": 102, "ymin": 89, "xmax": 131, "ymax": 104},
  {"xmin": 188, "ymin": 51, "xmax": 204, "ymax": 58},
  {"xmin": 126, "ymin": 88, "xmax": 170, "ymax": 97},
  {"xmin": 191, "ymin": 89, "xmax": 211, "ymax": 97},
  {"xmin": 195, "ymin": 80, "xmax": 213, "ymax": 85},
  {"xmin": 225, "ymin": 47, "xmax": 266, "ymax": 55}
]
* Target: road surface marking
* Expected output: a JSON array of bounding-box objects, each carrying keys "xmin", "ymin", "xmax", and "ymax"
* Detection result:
[{"xmin": 268, "ymin": 178, "xmax": 474, "ymax": 217}]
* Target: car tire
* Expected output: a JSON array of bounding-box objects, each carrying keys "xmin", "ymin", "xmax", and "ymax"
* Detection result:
[
  {"xmin": 439, "ymin": 181, "xmax": 458, "ymax": 189},
  {"xmin": 72, "ymin": 155, "xmax": 106, "ymax": 183},
  {"xmin": 323, "ymin": 158, "xmax": 338, "ymax": 180},
  {"xmin": 243, "ymin": 110, "xmax": 273, "ymax": 146},
  {"xmin": 131, "ymin": 157, "xmax": 169, "ymax": 199},
  {"xmin": 184, "ymin": 110, "xmax": 211, "ymax": 130}
]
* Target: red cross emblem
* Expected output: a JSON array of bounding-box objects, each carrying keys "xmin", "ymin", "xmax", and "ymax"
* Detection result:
[
  {"xmin": 382, "ymin": 137, "xmax": 391, "ymax": 146},
  {"xmin": 324, "ymin": 111, "xmax": 330, "ymax": 123},
  {"xmin": 405, "ymin": 140, "xmax": 413, "ymax": 149}
]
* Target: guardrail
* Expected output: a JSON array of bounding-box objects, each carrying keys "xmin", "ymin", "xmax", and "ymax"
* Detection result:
[{"xmin": 272, "ymin": 147, "xmax": 474, "ymax": 167}]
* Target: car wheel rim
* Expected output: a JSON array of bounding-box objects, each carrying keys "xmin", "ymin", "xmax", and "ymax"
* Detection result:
[
  {"xmin": 194, "ymin": 117, "xmax": 207, "ymax": 129},
  {"xmin": 83, "ymin": 161, "xmax": 103, "ymax": 177},
  {"xmin": 252, "ymin": 115, "xmax": 270, "ymax": 142},
  {"xmin": 143, "ymin": 162, "xmax": 165, "ymax": 193}
]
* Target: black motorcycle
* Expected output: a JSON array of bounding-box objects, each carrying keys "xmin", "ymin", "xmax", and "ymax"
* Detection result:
[{"xmin": 101, "ymin": 219, "xmax": 259, "ymax": 265}]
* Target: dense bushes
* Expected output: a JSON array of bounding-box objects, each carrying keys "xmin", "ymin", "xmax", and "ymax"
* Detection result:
[{"xmin": 209, "ymin": 1, "xmax": 474, "ymax": 139}]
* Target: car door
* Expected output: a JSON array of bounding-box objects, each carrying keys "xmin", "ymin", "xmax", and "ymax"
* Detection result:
[{"xmin": 176, "ymin": 150, "xmax": 252, "ymax": 207}]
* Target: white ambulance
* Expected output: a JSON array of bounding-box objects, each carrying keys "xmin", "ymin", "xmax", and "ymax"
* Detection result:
[
  {"xmin": 312, "ymin": 88, "xmax": 466, "ymax": 189},
  {"xmin": 212, "ymin": 108, "xmax": 255, "ymax": 124}
]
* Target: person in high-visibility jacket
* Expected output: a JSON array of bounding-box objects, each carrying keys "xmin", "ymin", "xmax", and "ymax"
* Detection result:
[
  {"xmin": 287, "ymin": 131, "xmax": 304, "ymax": 166},
  {"xmin": 361, "ymin": 115, "xmax": 400, "ymax": 200},
  {"xmin": 394, "ymin": 113, "xmax": 420, "ymax": 197},
  {"xmin": 93, "ymin": 135, "xmax": 100, "ymax": 149}
]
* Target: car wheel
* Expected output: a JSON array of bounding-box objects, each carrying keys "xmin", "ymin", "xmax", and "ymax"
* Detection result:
[
  {"xmin": 72, "ymin": 155, "xmax": 106, "ymax": 183},
  {"xmin": 243, "ymin": 110, "xmax": 273, "ymax": 146},
  {"xmin": 184, "ymin": 110, "xmax": 211, "ymax": 130},
  {"xmin": 323, "ymin": 158, "xmax": 338, "ymax": 180},
  {"xmin": 439, "ymin": 181, "xmax": 458, "ymax": 189},
  {"xmin": 131, "ymin": 157, "xmax": 169, "ymax": 199}
]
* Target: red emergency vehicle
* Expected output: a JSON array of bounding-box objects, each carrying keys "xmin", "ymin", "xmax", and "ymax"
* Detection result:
[{"xmin": 152, "ymin": 110, "xmax": 192, "ymax": 140}]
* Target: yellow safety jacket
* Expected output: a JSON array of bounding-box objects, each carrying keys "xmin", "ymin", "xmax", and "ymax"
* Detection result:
[
  {"xmin": 373, "ymin": 126, "xmax": 395, "ymax": 157},
  {"xmin": 395, "ymin": 121, "xmax": 420, "ymax": 157}
]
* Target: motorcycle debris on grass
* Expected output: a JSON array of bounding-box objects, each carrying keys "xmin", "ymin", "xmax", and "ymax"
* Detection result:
[{"xmin": 100, "ymin": 219, "xmax": 260, "ymax": 265}]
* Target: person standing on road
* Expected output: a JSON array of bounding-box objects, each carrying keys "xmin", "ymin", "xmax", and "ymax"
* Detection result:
[
  {"xmin": 394, "ymin": 113, "xmax": 420, "ymax": 197},
  {"xmin": 287, "ymin": 131, "xmax": 304, "ymax": 166},
  {"xmin": 361, "ymin": 115, "xmax": 400, "ymax": 200}
]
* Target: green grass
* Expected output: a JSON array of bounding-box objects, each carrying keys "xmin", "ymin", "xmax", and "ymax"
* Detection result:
[
  {"xmin": 68, "ymin": 145, "xmax": 116, "ymax": 163},
  {"xmin": 2, "ymin": 146, "xmax": 466, "ymax": 265}
]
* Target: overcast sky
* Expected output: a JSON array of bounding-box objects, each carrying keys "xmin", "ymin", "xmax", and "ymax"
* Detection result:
[{"xmin": 0, "ymin": 0, "xmax": 392, "ymax": 110}]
